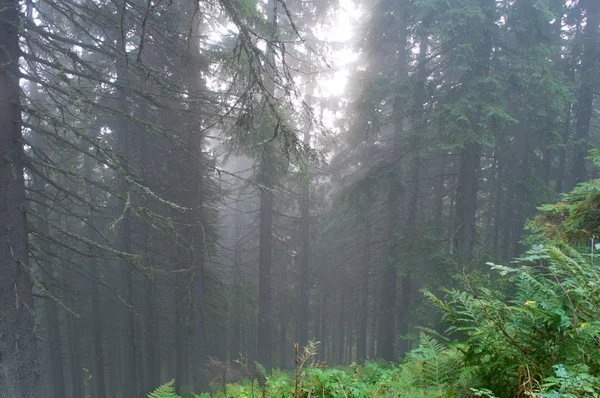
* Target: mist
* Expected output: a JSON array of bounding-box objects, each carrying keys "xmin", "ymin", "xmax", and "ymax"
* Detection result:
[{"xmin": 1, "ymin": 0, "xmax": 599, "ymax": 396}]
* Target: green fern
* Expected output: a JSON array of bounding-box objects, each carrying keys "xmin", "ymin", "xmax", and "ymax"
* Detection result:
[{"xmin": 148, "ymin": 379, "xmax": 181, "ymax": 398}]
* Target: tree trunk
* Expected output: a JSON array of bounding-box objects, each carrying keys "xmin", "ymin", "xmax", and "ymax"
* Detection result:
[
  {"xmin": 434, "ymin": 152, "xmax": 447, "ymax": 224},
  {"xmin": 357, "ymin": 216, "xmax": 371, "ymax": 364},
  {"xmin": 83, "ymin": 131, "xmax": 108, "ymax": 398},
  {"xmin": 0, "ymin": 2, "xmax": 40, "ymax": 396},
  {"xmin": 555, "ymin": 103, "xmax": 571, "ymax": 193},
  {"xmin": 231, "ymin": 201, "xmax": 243, "ymax": 361},
  {"xmin": 257, "ymin": 0, "xmax": 277, "ymax": 369},
  {"xmin": 570, "ymin": 0, "xmax": 599, "ymax": 187},
  {"xmin": 377, "ymin": 8, "xmax": 409, "ymax": 362},
  {"xmin": 337, "ymin": 285, "xmax": 345, "ymax": 364},
  {"xmin": 29, "ymin": 77, "xmax": 66, "ymax": 398},
  {"xmin": 297, "ymin": 77, "xmax": 316, "ymax": 349},
  {"xmin": 454, "ymin": 142, "xmax": 481, "ymax": 255},
  {"xmin": 257, "ymin": 188, "xmax": 274, "ymax": 368},
  {"xmin": 118, "ymin": 118, "xmax": 138, "ymax": 398},
  {"xmin": 492, "ymin": 145, "xmax": 504, "ymax": 253},
  {"xmin": 318, "ymin": 280, "xmax": 328, "ymax": 362}
]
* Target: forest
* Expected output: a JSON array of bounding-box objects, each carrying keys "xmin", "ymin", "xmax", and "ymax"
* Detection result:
[{"xmin": 1, "ymin": 0, "xmax": 599, "ymax": 397}]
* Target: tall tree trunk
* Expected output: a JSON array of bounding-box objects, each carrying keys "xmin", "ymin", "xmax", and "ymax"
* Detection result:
[
  {"xmin": 257, "ymin": 0, "xmax": 278, "ymax": 369},
  {"xmin": 337, "ymin": 284, "xmax": 345, "ymax": 363},
  {"xmin": 492, "ymin": 144, "xmax": 504, "ymax": 253},
  {"xmin": 318, "ymin": 279, "xmax": 328, "ymax": 361},
  {"xmin": 297, "ymin": 77, "xmax": 316, "ymax": 349},
  {"xmin": 65, "ymin": 268, "xmax": 83, "ymax": 398},
  {"xmin": 83, "ymin": 130, "xmax": 108, "ymax": 398},
  {"xmin": 357, "ymin": 216, "xmax": 371, "ymax": 364},
  {"xmin": 231, "ymin": 201, "xmax": 243, "ymax": 361},
  {"xmin": 570, "ymin": 0, "xmax": 599, "ymax": 187},
  {"xmin": 139, "ymin": 126, "xmax": 159, "ymax": 394},
  {"xmin": 118, "ymin": 118, "xmax": 138, "ymax": 398},
  {"xmin": 257, "ymin": 188, "xmax": 274, "ymax": 368},
  {"xmin": 434, "ymin": 152, "xmax": 447, "ymax": 224},
  {"xmin": 454, "ymin": 142, "xmax": 481, "ymax": 255},
  {"xmin": 174, "ymin": 268, "xmax": 189, "ymax": 393},
  {"xmin": 377, "ymin": 8, "xmax": 409, "ymax": 362},
  {"xmin": 555, "ymin": 103, "xmax": 571, "ymax": 193},
  {"xmin": 0, "ymin": 2, "xmax": 39, "ymax": 396},
  {"xmin": 29, "ymin": 76, "xmax": 66, "ymax": 398}
]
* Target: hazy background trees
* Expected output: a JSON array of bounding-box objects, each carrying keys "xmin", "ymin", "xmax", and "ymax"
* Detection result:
[{"xmin": 0, "ymin": 0, "xmax": 598, "ymax": 397}]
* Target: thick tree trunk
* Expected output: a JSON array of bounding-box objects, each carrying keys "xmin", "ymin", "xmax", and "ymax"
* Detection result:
[
  {"xmin": 377, "ymin": 9, "xmax": 409, "ymax": 362},
  {"xmin": 29, "ymin": 78, "xmax": 66, "ymax": 398},
  {"xmin": 33, "ymin": 180, "xmax": 65, "ymax": 398},
  {"xmin": 0, "ymin": 2, "xmax": 39, "ymax": 396},
  {"xmin": 454, "ymin": 142, "xmax": 481, "ymax": 255},
  {"xmin": 570, "ymin": 0, "xmax": 599, "ymax": 187}
]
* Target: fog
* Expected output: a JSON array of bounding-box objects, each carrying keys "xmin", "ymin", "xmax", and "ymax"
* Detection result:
[{"xmin": 1, "ymin": 0, "xmax": 598, "ymax": 396}]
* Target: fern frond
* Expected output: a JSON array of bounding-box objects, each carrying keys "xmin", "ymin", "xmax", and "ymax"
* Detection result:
[{"xmin": 148, "ymin": 379, "xmax": 181, "ymax": 398}]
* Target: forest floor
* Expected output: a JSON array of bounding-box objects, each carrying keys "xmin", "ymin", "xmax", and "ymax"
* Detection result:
[{"xmin": 165, "ymin": 360, "xmax": 454, "ymax": 398}]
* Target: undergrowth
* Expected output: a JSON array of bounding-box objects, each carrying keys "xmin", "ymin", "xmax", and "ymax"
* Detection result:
[{"xmin": 150, "ymin": 176, "xmax": 600, "ymax": 397}]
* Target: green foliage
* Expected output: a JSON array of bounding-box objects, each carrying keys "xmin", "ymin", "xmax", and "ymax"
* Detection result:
[
  {"xmin": 148, "ymin": 380, "xmax": 182, "ymax": 398},
  {"xmin": 425, "ymin": 241, "xmax": 600, "ymax": 397},
  {"xmin": 401, "ymin": 333, "xmax": 478, "ymax": 396},
  {"xmin": 540, "ymin": 364, "xmax": 600, "ymax": 397},
  {"xmin": 528, "ymin": 151, "xmax": 600, "ymax": 245},
  {"xmin": 147, "ymin": 380, "xmax": 207, "ymax": 398}
]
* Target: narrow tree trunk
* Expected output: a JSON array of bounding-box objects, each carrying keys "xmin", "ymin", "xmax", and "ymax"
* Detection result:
[
  {"xmin": 357, "ymin": 216, "xmax": 371, "ymax": 364},
  {"xmin": 337, "ymin": 285, "xmax": 345, "ymax": 363},
  {"xmin": 279, "ymin": 297, "xmax": 288, "ymax": 368},
  {"xmin": 492, "ymin": 145, "xmax": 504, "ymax": 253},
  {"xmin": 231, "ymin": 201, "xmax": 243, "ymax": 361},
  {"xmin": 139, "ymin": 128, "xmax": 159, "ymax": 394},
  {"xmin": 83, "ymin": 130, "xmax": 108, "ymax": 398},
  {"xmin": 257, "ymin": 0, "xmax": 277, "ymax": 369},
  {"xmin": 257, "ymin": 188, "xmax": 274, "ymax": 368},
  {"xmin": 118, "ymin": 119, "xmax": 138, "ymax": 398},
  {"xmin": 65, "ymin": 266, "xmax": 83, "ymax": 398},
  {"xmin": 434, "ymin": 152, "xmax": 447, "ymax": 224},
  {"xmin": 555, "ymin": 103, "xmax": 571, "ymax": 193},
  {"xmin": 318, "ymin": 281, "xmax": 328, "ymax": 362},
  {"xmin": 297, "ymin": 77, "xmax": 316, "ymax": 349}
]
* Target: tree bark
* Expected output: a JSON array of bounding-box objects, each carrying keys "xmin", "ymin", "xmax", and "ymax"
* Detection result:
[
  {"xmin": 357, "ymin": 215, "xmax": 371, "ymax": 364},
  {"xmin": 0, "ymin": 4, "xmax": 40, "ymax": 396},
  {"xmin": 570, "ymin": 0, "xmax": 599, "ymax": 187},
  {"xmin": 454, "ymin": 142, "xmax": 481, "ymax": 255},
  {"xmin": 82, "ymin": 129, "xmax": 108, "ymax": 398}
]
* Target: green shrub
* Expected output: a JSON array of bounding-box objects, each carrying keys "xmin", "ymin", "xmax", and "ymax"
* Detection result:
[{"xmin": 426, "ymin": 243, "xmax": 600, "ymax": 397}]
